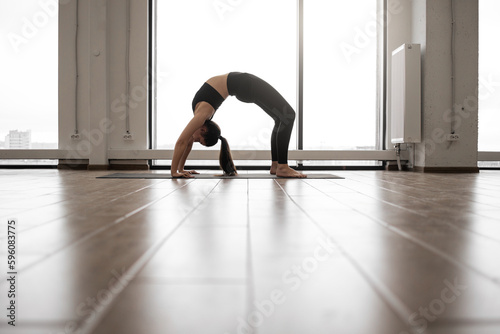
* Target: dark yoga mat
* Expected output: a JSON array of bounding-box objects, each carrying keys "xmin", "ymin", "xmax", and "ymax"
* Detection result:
[{"xmin": 97, "ymin": 173, "xmax": 344, "ymax": 180}]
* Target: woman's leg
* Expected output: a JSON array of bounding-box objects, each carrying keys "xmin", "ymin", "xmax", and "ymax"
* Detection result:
[
  {"xmin": 267, "ymin": 109, "xmax": 296, "ymax": 175},
  {"xmin": 269, "ymin": 118, "xmax": 280, "ymax": 175},
  {"xmin": 229, "ymin": 72, "xmax": 305, "ymax": 177},
  {"xmin": 248, "ymin": 74, "xmax": 305, "ymax": 177}
]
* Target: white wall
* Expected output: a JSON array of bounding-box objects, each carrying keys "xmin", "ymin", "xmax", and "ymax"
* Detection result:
[
  {"xmin": 107, "ymin": 0, "xmax": 149, "ymax": 152},
  {"xmin": 58, "ymin": 0, "xmax": 149, "ymax": 168},
  {"xmin": 387, "ymin": 0, "xmax": 478, "ymax": 170},
  {"xmin": 417, "ymin": 0, "xmax": 478, "ymax": 170}
]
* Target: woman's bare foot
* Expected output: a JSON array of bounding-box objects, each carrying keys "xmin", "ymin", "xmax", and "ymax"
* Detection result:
[
  {"xmin": 270, "ymin": 161, "xmax": 278, "ymax": 175},
  {"xmin": 276, "ymin": 164, "xmax": 307, "ymax": 178}
]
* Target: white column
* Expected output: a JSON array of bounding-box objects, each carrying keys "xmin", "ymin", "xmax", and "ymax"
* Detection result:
[
  {"xmin": 59, "ymin": 0, "xmax": 91, "ymax": 166},
  {"xmin": 414, "ymin": 0, "xmax": 478, "ymax": 171},
  {"xmin": 87, "ymin": 0, "xmax": 109, "ymax": 168},
  {"xmin": 59, "ymin": 0, "xmax": 150, "ymax": 168},
  {"xmin": 387, "ymin": 0, "xmax": 479, "ymax": 172},
  {"xmin": 107, "ymin": 0, "xmax": 149, "ymax": 168}
]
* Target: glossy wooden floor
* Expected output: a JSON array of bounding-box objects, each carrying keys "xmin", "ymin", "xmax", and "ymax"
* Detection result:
[{"xmin": 1, "ymin": 169, "xmax": 500, "ymax": 334}]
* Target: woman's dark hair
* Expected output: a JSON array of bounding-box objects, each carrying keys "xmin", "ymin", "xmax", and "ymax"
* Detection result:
[
  {"xmin": 219, "ymin": 136, "xmax": 237, "ymax": 175},
  {"xmin": 202, "ymin": 120, "xmax": 221, "ymax": 147},
  {"xmin": 202, "ymin": 120, "xmax": 237, "ymax": 175}
]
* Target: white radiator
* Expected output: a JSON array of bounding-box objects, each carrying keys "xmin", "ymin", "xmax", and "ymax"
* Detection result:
[{"xmin": 391, "ymin": 44, "xmax": 421, "ymax": 144}]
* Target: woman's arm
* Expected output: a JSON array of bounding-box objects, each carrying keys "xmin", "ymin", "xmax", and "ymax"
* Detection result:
[
  {"xmin": 177, "ymin": 136, "xmax": 199, "ymax": 174},
  {"xmin": 171, "ymin": 109, "xmax": 211, "ymax": 178}
]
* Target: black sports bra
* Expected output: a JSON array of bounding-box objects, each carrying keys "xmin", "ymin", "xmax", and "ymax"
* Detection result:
[{"xmin": 192, "ymin": 82, "xmax": 225, "ymax": 117}]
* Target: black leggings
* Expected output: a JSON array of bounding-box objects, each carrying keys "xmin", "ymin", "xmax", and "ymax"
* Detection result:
[{"xmin": 227, "ymin": 72, "xmax": 296, "ymax": 164}]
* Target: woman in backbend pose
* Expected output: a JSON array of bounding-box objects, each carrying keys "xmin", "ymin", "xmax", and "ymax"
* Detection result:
[{"xmin": 171, "ymin": 72, "xmax": 306, "ymax": 178}]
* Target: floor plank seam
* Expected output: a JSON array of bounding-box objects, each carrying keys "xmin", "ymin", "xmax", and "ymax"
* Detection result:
[
  {"xmin": 245, "ymin": 178, "xmax": 257, "ymax": 328},
  {"xmin": 131, "ymin": 276, "xmax": 248, "ymax": 285}
]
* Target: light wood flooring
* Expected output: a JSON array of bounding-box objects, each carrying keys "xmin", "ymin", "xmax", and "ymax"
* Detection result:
[{"xmin": 1, "ymin": 169, "xmax": 500, "ymax": 334}]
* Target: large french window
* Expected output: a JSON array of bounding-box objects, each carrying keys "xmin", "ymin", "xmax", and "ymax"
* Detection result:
[
  {"xmin": 0, "ymin": 1, "xmax": 58, "ymax": 160},
  {"xmin": 479, "ymin": 0, "xmax": 500, "ymax": 167},
  {"xmin": 303, "ymin": 0, "xmax": 377, "ymax": 151},
  {"xmin": 155, "ymin": 0, "xmax": 297, "ymax": 165},
  {"xmin": 154, "ymin": 0, "xmax": 379, "ymax": 167}
]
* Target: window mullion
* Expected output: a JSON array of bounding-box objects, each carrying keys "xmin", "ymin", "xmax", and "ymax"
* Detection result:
[{"xmin": 297, "ymin": 0, "xmax": 304, "ymax": 151}]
